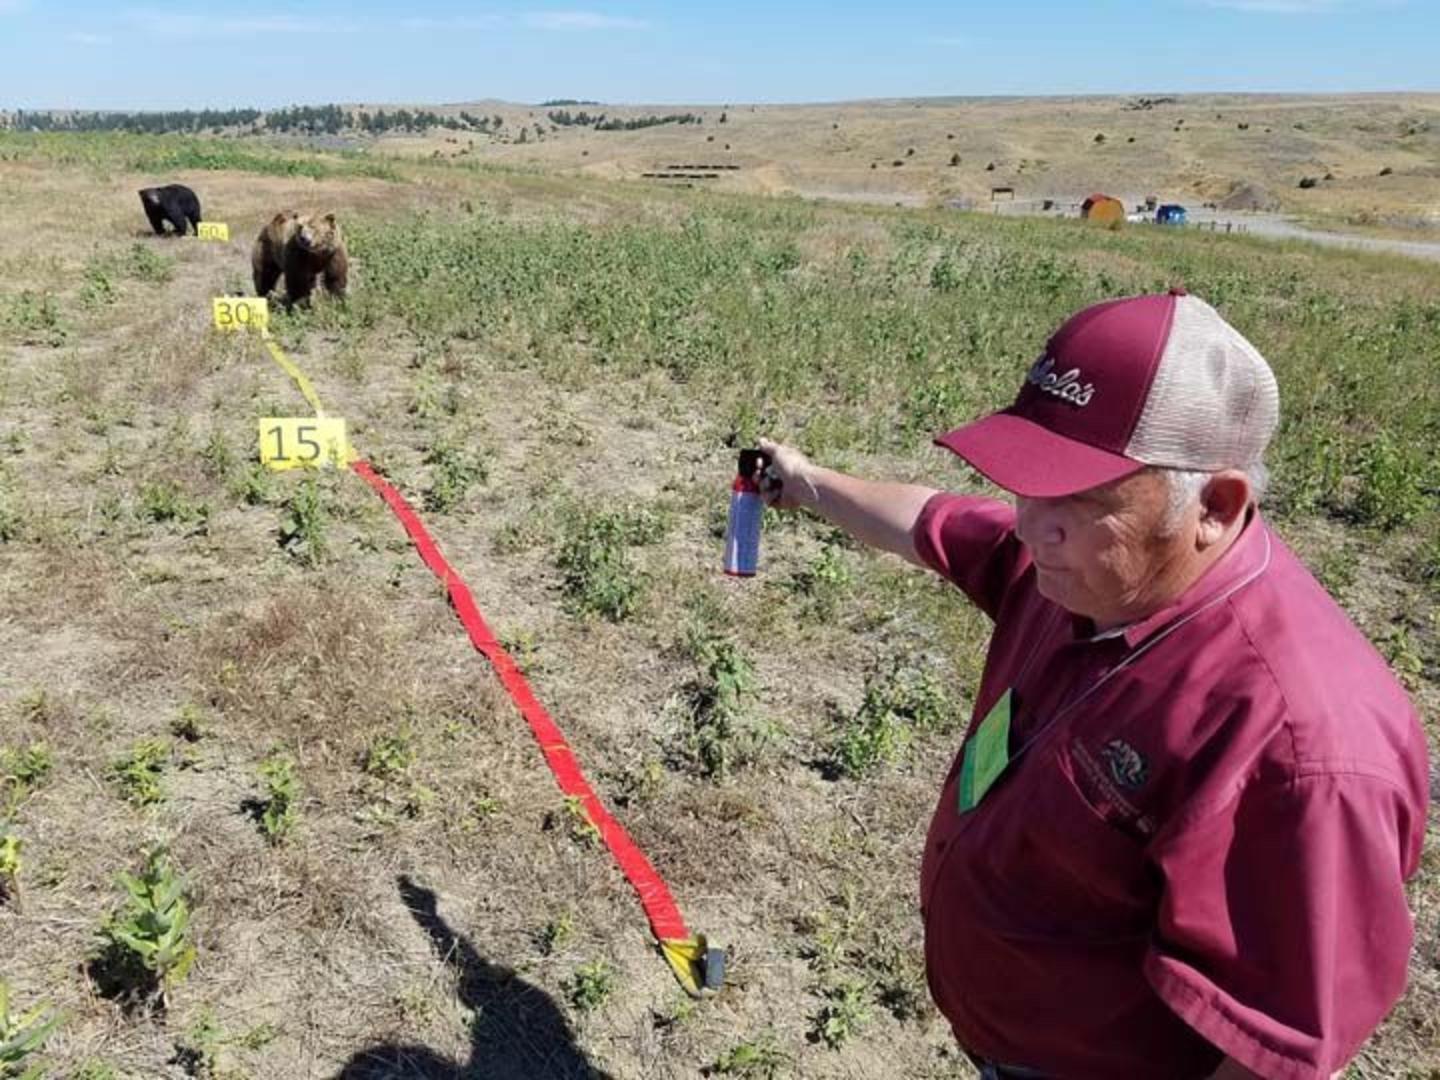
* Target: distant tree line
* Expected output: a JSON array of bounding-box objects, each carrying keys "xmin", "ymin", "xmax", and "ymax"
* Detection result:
[
  {"xmin": 593, "ymin": 113, "xmax": 702, "ymax": 131},
  {"xmin": 459, "ymin": 111, "xmax": 504, "ymax": 131},
  {"xmin": 547, "ymin": 110, "xmax": 605, "ymax": 127},
  {"xmin": 539, "ymin": 98, "xmax": 601, "ymax": 106},
  {"xmin": 0, "ymin": 105, "xmax": 505, "ymax": 135},
  {"xmin": 4, "ymin": 108, "xmax": 263, "ymax": 133},
  {"xmin": 268, "ymin": 104, "xmax": 353, "ymax": 134},
  {"xmin": 350, "ymin": 108, "xmax": 491, "ymax": 135},
  {"xmin": 544, "ymin": 110, "xmax": 703, "ymax": 131}
]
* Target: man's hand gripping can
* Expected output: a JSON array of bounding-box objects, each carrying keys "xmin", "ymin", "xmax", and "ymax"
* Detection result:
[{"xmin": 723, "ymin": 449, "xmax": 768, "ymax": 577}]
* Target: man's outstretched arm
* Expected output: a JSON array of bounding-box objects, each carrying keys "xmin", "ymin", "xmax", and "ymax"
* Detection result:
[{"xmin": 757, "ymin": 438, "xmax": 939, "ymax": 566}]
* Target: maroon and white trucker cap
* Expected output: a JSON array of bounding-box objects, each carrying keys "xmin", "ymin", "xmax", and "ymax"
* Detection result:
[{"xmin": 936, "ymin": 289, "xmax": 1279, "ymax": 498}]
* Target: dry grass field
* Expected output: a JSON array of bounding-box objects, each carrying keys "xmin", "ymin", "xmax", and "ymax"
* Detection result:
[
  {"xmin": 0, "ymin": 125, "xmax": 1436, "ymax": 1080},
  {"xmin": 365, "ymin": 93, "xmax": 1440, "ymax": 228}
]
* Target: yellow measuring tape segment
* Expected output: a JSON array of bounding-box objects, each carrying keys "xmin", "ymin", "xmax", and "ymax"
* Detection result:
[{"xmin": 260, "ymin": 330, "xmax": 328, "ymax": 418}]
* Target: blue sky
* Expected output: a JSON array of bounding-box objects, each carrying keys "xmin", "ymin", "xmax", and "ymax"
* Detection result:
[{"xmin": 0, "ymin": 1, "xmax": 1435, "ymax": 110}]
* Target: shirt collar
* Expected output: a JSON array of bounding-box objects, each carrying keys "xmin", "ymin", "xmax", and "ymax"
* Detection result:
[{"xmin": 1117, "ymin": 508, "xmax": 1271, "ymax": 650}]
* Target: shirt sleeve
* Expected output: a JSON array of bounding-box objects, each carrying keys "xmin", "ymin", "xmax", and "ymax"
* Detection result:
[
  {"xmin": 1143, "ymin": 772, "xmax": 1420, "ymax": 1080},
  {"xmin": 911, "ymin": 493, "xmax": 1027, "ymax": 621}
]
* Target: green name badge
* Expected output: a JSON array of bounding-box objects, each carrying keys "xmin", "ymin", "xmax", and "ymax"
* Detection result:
[{"xmin": 957, "ymin": 689, "xmax": 1013, "ymax": 813}]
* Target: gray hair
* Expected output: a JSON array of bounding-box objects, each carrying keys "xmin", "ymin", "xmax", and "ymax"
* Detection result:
[{"xmin": 1158, "ymin": 463, "xmax": 1268, "ymax": 534}]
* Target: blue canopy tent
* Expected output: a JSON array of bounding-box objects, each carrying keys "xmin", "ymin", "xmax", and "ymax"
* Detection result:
[{"xmin": 1156, "ymin": 204, "xmax": 1188, "ymax": 225}]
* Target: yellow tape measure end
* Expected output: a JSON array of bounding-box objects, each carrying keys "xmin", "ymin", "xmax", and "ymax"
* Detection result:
[{"xmin": 661, "ymin": 935, "xmax": 724, "ymax": 998}]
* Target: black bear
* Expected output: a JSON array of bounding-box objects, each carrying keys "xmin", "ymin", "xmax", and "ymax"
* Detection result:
[{"xmin": 138, "ymin": 184, "xmax": 201, "ymax": 236}]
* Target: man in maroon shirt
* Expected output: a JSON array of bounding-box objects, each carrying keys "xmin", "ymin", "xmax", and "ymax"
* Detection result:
[{"xmin": 757, "ymin": 290, "xmax": 1429, "ymax": 1080}]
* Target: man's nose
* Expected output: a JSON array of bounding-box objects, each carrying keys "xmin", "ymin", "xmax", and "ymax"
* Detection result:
[{"xmin": 1016, "ymin": 497, "xmax": 1064, "ymax": 549}]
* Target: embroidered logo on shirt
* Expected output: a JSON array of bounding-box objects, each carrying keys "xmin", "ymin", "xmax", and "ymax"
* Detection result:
[
  {"xmin": 1070, "ymin": 739, "xmax": 1156, "ymax": 839},
  {"xmin": 1026, "ymin": 355, "xmax": 1095, "ymax": 407},
  {"xmin": 1100, "ymin": 738, "xmax": 1148, "ymax": 790}
]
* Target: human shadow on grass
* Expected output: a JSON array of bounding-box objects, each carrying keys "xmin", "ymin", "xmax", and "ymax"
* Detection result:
[{"xmin": 335, "ymin": 874, "xmax": 612, "ymax": 1080}]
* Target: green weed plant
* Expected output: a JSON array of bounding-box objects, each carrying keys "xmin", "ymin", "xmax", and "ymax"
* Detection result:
[
  {"xmin": 362, "ymin": 730, "xmax": 414, "ymax": 781},
  {"xmin": 537, "ymin": 913, "xmax": 575, "ymax": 956},
  {"xmin": 811, "ymin": 978, "xmax": 870, "ymax": 1049},
  {"xmin": 138, "ymin": 481, "xmax": 209, "ymax": 531},
  {"xmin": 831, "ymin": 663, "xmax": 953, "ymax": 779},
  {"xmin": 110, "ymin": 740, "xmax": 169, "ymax": 806},
  {"xmin": 0, "ymin": 979, "xmax": 61, "ymax": 1079},
  {"xmin": 1, "ymin": 743, "xmax": 51, "ymax": 811},
  {"xmin": 423, "ymin": 439, "xmax": 489, "ymax": 513},
  {"xmin": 91, "ymin": 847, "xmax": 196, "ymax": 1010},
  {"xmin": 0, "ymin": 824, "xmax": 21, "ymax": 906},
  {"xmin": 556, "ymin": 506, "xmax": 667, "ymax": 621},
  {"xmin": 278, "ymin": 478, "xmax": 327, "ymax": 566},
  {"xmin": 714, "ymin": 1033, "xmax": 788, "ymax": 1078},
  {"xmin": 679, "ymin": 633, "xmax": 772, "ymax": 778},
  {"xmin": 257, "ymin": 754, "xmax": 299, "ymax": 843},
  {"xmin": 568, "ymin": 959, "xmax": 615, "ymax": 1012},
  {"xmin": 788, "ymin": 542, "xmax": 853, "ymax": 622}
]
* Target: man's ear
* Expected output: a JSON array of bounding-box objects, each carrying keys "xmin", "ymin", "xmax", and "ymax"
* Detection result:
[{"xmin": 1196, "ymin": 470, "xmax": 1251, "ymax": 548}]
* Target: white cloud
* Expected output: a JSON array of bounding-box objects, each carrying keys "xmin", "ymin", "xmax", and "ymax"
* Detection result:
[
  {"xmin": 122, "ymin": 9, "xmax": 365, "ymax": 37},
  {"xmin": 0, "ymin": 0, "xmax": 29, "ymax": 13},
  {"xmin": 400, "ymin": 15, "xmax": 504, "ymax": 31},
  {"xmin": 524, "ymin": 11, "xmax": 650, "ymax": 31},
  {"xmin": 68, "ymin": 31, "xmax": 112, "ymax": 44}
]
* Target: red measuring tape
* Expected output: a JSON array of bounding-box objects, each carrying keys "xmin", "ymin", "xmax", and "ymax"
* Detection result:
[{"xmin": 349, "ymin": 459, "xmax": 721, "ymax": 993}]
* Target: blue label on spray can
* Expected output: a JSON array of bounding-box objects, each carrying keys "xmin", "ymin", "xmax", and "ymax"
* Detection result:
[{"xmin": 724, "ymin": 481, "xmax": 762, "ymax": 576}]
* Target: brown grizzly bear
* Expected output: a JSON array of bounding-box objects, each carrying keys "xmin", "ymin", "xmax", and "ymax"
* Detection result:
[{"xmin": 251, "ymin": 212, "xmax": 349, "ymax": 306}]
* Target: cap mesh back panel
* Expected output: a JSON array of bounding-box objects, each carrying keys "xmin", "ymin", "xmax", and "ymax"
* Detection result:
[{"xmin": 1127, "ymin": 296, "xmax": 1279, "ymax": 470}]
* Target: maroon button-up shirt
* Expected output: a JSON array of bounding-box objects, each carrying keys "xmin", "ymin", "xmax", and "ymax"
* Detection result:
[{"xmin": 913, "ymin": 494, "xmax": 1428, "ymax": 1080}]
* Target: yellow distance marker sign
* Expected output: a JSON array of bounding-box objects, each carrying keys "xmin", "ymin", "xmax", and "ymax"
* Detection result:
[
  {"xmin": 197, "ymin": 222, "xmax": 230, "ymax": 242},
  {"xmin": 258, "ymin": 417, "xmax": 352, "ymax": 471},
  {"xmin": 212, "ymin": 296, "xmax": 269, "ymax": 332}
]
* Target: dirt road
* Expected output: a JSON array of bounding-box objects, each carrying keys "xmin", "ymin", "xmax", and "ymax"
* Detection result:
[{"xmin": 1185, "ymin": 209, "xmax": 1440, "ymax": 263}]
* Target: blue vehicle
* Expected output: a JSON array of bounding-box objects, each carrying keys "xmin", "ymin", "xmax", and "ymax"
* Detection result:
[{"xmin": 1156, "ymin": 204, "xmax": 1188, "ymax": 226}]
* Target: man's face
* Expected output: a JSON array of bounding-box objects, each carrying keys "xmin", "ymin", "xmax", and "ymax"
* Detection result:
[{"xmin": 1014, "ymin": 468, "xmax": 1192, "ymax": 630}]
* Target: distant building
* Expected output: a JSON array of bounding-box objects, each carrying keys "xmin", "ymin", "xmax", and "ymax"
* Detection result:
[
  {"xmin": 1081, "ymin": 193, "xmax": 1125, "ymax": 226},
  {"xmin": 990, "ymin": 186, "xmax": 1015, "ymax": 201},
  {"xmin": 1156, "ymin": 204, "xmax": 1188, "ymax": 226}
]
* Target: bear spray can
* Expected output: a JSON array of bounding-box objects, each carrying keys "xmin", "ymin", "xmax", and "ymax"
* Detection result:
[{"xmin": 723, "ymin": 449, "xmax": 768, "ymax": 577}]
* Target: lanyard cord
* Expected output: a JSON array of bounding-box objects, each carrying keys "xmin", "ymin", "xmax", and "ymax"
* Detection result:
[{"xmin": 1006, "ymin": 530, "xmax": 1273, "ymax": 768}]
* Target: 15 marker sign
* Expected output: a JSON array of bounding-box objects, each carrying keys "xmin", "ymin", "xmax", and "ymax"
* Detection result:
[
  {"xmin": 259, "ymin": 417, "xmax": 351, "ymax": 470},
  {"xmin": 213, "ymin": 296, "xmax": 268, "ymax": 332}
]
